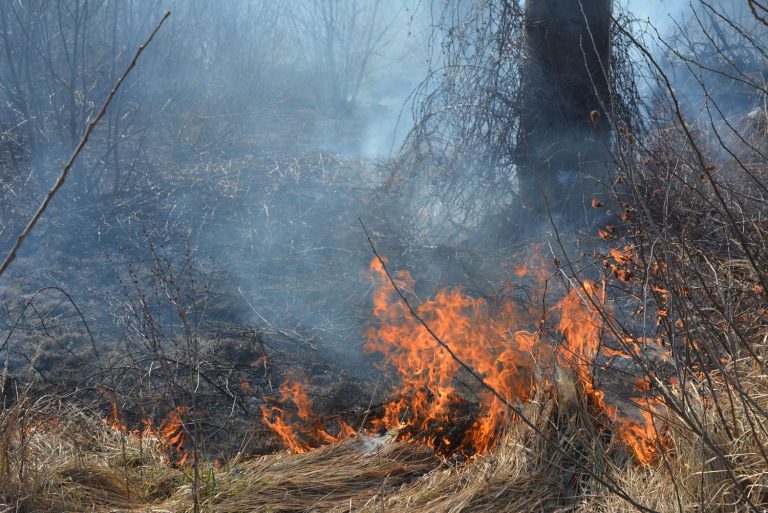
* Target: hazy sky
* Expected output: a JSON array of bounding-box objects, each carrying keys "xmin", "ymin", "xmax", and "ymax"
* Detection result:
[{"xmin": 623, "ymin": 0, "xmax": 688, "ymax": 25}]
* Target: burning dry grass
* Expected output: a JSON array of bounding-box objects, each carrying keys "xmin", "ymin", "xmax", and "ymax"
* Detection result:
[
  {"xmin": 0, "ymin": 397, "xmax": 182, "ymax": 512},
  {"xmin": 2, "ymin": 245, "xmax": 766, "ymax": 512},
  {"xmin": 357, "ymin": 395, "xmax": 565, "ymax": 513},
  {"xmin": 371, "ymin": 368, "xmax": 768, "ymax": 513},
  {"xmin": 3, "ymin": 192, "xmax": 767, "ymax": 512},
  {"xmin": 0, "ymin": 371, "xmax": 766, "ymax": 512},
  {"xmin": 582, "ymin": 357, "xmax": 768, "ymax": 512},
  {"xmin": 0, "ymin": 397, "xmax": 441, "ymax": 512}
]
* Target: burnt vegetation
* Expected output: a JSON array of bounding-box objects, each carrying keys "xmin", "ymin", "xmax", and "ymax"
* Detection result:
[{"xmin": 0, "ymin": 1, "xmax": 767, "ymax": 512}]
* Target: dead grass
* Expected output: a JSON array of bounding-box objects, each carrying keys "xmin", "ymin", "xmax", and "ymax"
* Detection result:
[
  {"xmin": 0, "ymin": 397, "xmax": 180, "ymax": 512},
  {"xmin": 0, "ymin": 367, "xmax": 766, "ymax": 513}
]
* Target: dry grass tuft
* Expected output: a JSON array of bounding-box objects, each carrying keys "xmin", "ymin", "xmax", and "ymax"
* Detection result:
[
  {"xmin": 187, "ymin": 433, "xmax": 439, "ymax": 513},
  {"xmin": 0, "ymin": 397, "xmax": 180, "ymax": 512},
  {"xmin": 0, "ymin": 370, "xmax": 766, "ymax": 512}
]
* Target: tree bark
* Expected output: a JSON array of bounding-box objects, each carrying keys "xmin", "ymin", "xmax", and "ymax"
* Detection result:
[{"xmin": 518, "ymin": 0, "xmax": 612, "ymax": 223}]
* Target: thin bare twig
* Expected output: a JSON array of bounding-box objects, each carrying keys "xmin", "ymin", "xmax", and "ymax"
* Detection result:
[{"xmin": 0, "ymin": 11, "xmax": 171, "ymax": 279}]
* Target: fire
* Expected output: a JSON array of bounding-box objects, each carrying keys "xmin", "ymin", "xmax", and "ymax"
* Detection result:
[
  {"xmin": 556, "ymin": 284, "xmax": 665, "ymax": 464},
  {"xmin": 261, "ymin": 249, "xmax": 668, "ymax": 464},
  {"xmin": 93, "ymin": 242, "xmax": 669, "ymax": 466},
  {"xmin": 154, "ymin": 406, "xmax": 191, "ymax": 465},
  {"xmin": 105, "ymin": 403, "xmax": 192, "ymax": 465},
  {"xmin": 365, "ymin": 257, "xmax": 537, "ymax": 456},
  {"xmin": 363, "ymin": 253, "xmax": 667, "ymax": 462},
  {"xmin": 106, "ymin": 398, "xmax": 127, "ymax": 432},
  {"xmin": 260, "ymin": 377, "xmax": 356, "ymax": 453}
]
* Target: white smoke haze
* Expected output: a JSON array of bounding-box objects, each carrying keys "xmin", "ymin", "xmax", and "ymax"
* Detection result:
[
  {"xmin": 624, "ymin": 0, "xmax": 688, "ymax": 25},
  {"xmin": 0, "ymin": 0, "xmax": 763, "ymax": 378},
  {"xmin": 1, "ymin": 6, "xmax": 767, "ymax": 505},
  {"xmin": 0, "ymin": 1, "xmax": 436, "ymax": 365}
]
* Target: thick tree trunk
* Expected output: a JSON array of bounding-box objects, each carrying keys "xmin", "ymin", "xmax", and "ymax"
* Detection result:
[{"xmin": 518, "ymin": 0, "xmax": 612, "ymax": 223}]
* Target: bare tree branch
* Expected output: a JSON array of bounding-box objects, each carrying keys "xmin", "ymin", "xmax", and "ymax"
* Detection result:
[{"xmin": 0, "ymin": 11, "xmax": 171, "ymax": 280}]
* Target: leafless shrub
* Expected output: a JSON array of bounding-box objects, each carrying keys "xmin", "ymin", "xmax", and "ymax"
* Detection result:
[{"xmin": 602, "ymin": 3, "xmax": 768, "ymax": 509}]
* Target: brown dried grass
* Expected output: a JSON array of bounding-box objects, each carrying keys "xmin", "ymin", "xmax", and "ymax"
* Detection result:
[{"xmin": 0, "ymin": 371, "xmax": 766, "ymax": 513}]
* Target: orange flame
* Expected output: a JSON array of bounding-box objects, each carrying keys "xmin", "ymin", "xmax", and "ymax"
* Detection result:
[
  {"xmin": 365, "ymin": 257, "xmax": 537, "ymax": 456},
  {"xmin": 261, "ymin": 248, "xmax": 667, "ymax": 464},
  {"xmin": 156, "ymin": 407, "xmax": 191, "ymax": 465},
  {"xmin": 261, "ymin": 377, "xmax": 356, "ymax": 452},
  {"xmin": 556, "ymin": 283, "xmax": 665, "ymax": 464},
  {"xmin": 364, "ymin": 255, "xmax": 667, "ymax": 463},
  {"xmin": 106, "ymin": 398, "xmax": 127, "ymax": 432},
  {"xmin": 104, "ymin": 402, "xmax": 193, "ymax": 465}
]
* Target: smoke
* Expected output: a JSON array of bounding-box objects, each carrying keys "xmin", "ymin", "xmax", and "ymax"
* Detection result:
[
  {"xmin": 621, "ymin": 0, "xmax": 766, "ymax": 119},
  {"xmin": 1, "ymin": 0, "xmax": 761, "ymax": 379},
  {"xmin": 0, "ymin": 0, "xmax": 438, "ymax": 373},
  {"xmin": 623, "ymin": 0, "xmax": 689, "ymax": 29}
]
